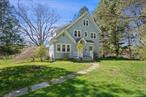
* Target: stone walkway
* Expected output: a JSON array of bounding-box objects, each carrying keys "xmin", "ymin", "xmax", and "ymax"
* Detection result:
[{"xmin": 4, "ymin": 63, "xmax": 99, "ymax": 97}]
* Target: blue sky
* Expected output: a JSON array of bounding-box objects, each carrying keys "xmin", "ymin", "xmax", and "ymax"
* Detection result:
[{"xmin": 9, "ymin": 0, "xmax": 100, "ymax": 26}]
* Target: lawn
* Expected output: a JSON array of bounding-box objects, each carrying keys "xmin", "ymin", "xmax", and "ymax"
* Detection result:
[
  {"xmin": 0, "ymin": 59, "xmax": 89, "ymax": 96},
  {"xmin": 21, "ymin": 60, "xmax": 146, "ymax": 97}
]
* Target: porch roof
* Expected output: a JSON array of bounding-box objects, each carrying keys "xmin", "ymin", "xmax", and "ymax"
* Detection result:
[{"xmin": 75, "ymin": 38, "xmax": 94, "ymax": 44}]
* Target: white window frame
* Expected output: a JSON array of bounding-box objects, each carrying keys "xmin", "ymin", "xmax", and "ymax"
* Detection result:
[
  {"xmin": 90, "ymin": 32, "xmax": 96, "ymax": 39},
  {"xmin": 84, "ymin": 19, "xmax": 89, "ymax": 26},
  {"xmin": 56, "ymin": 44, "xmax": 61, "ymax": 53},
  {"xmin": 56, "ymin": 43, "xmax": 71, "ymax": 53},
  {"xmin": 84, "ymin": 31, "xmax": 88, "ymax": 37},
  {"xmin": 74, "ymin": 30, "xmax": 81, "ymax": 38}
]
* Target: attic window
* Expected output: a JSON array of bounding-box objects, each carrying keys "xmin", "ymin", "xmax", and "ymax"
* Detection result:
[{"xmin": 84, "ymin": 19, "xmax": 89, "ymax": 26}]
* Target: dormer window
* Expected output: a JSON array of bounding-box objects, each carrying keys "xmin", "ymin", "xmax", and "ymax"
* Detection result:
[
  {"xmin": 74, "ymin": 30, "xmax": 81, "ymax": 38},
  {"xmin": 84, "ymin": 19, "xmax": 89, "ymax": 26}
]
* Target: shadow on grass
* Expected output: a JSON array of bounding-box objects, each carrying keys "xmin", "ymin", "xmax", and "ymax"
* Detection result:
[
  {"xmin": 0, "ymin": 65, "xmax": 72, "ymax": 96},
  {"xmin": 22, "ymin": 79, "xmax": 139, "ymax": 97},
  {"xmin": 99, "ymin": 56, "xmax": 140, "ymax": 61}
]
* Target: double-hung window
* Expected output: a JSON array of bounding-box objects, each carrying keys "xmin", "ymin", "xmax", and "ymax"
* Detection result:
[
  {"xmin": 91, "ymin": 32, "xmax": 96, "ymax": 39},
  {"xmin": 84, "ymin": 19, "xmax": 89, "ymax": 26},
  {"xmin": 67, "ymin": 45, "xmax": 70, "ymax": 52},
  {"xmin": 62, "ymin": 45, "xmax": 66, "ymax": 52},
  {"xmin": 57, "ymin": 45, "xmax": 61, "ymax": 52},
  {"xmin": 74, "ymin": 30, "xmax": 81, "ymax": 38}
]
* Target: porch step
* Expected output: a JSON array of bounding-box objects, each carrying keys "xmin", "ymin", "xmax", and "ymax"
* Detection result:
[{"xmin": 73, "ymin": 56, "xmax": 93, "ymax": 61}]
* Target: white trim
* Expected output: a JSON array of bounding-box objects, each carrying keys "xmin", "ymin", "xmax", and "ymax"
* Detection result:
[
  {"xmin": 53, "ymin": 31, "xmax": 76, "ymax": 44},
  {"xmin": 83, "ymin": 19, "xmax": 89, "ymax": 26},
  {"xmin": 56, "ymin": 43, "xmax": 71, "ymax": 53},
  {"xmin": 78, "ymin": 38, "xmax": 87, "ymax": 44},
  {"xmin": 64, "ymin": 31, "xmax": 76, "ymax": 43},
  {"xmin": 56, "ymin": 43, "xmax": 61, "ymax": 53},
  {"xmin": 53, "ymin": 11, "xmax": 101, "ymax": 44},
  {"xmin": 55, "ymin": 12, "xmax": 87, "ymax": 38},
  {"xmin": 88, "ymin": 45, "xmax": 94, "ymax": 59},
  {"xmin": 54, "ymin": 11, "xmax": 101, "ymax": 39},
  {"xmin": 87, "ymin": 42, "xmax": 94, "ymax": 44}
]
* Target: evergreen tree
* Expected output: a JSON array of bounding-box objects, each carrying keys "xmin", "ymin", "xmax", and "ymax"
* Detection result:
[
  {"xmin": 94, "ymin": 0, "xmax": 146, "ymax": 59},
  {"xmin": 94, "ymin": 0, "xmax": 125, "ymax": 57},
  {"xmin": 0, "ymin": 0, "xmax": 23, "ymax": 55}
]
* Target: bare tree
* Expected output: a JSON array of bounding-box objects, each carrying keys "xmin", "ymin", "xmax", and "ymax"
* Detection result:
[{"xmin": 16, "ymin": 2, "xmax": 59, "ymax": 46}]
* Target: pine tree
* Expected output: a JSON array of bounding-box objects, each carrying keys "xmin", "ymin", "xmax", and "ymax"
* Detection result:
[
  {"xmin": 0, "ymin": 0, "xmax": 23, "ymax": 55},
  {"xmin": 94, "ymin": 0, "xmax": 125, "ymax": 57}
]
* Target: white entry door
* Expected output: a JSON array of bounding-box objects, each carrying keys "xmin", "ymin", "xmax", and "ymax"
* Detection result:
[{"xmin": 89, "ymin": 46, "xmax": 94, "ymax": 59}]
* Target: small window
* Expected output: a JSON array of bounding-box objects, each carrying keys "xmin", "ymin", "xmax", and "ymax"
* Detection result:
[
  {"xmin": 94, "ymin": 34, "xmax": 96, "ymax": 38},
  {"xmin": 86, "ymin": 20, "xmax": 89, "ymax": 26},
  {"xmin": 74, "ymin": 30, "xmax": 77, "ymax": 37},
  {"xmin": 85, "ymin": 32, "xmax": 88, "ymax": 37},
  {"xmin": 91, "ymin": 32, "xmax": 96, "ymax": 39},
  {"xmin": 91, "ymin": 33, "xmax": 94, "ymax": 38},
  {"xmin": 57, "ymin": 45, "xmax": 61, "ymax": 52},
  {"xmin": 74, "ymin": 30, "xmax": 81, "ymax": 38},
  {"xmin": 84, "ymin": 20, "xmax": 86, "ymax": 26},
  {"xmin": 78, "ymin": 31, "xmax": 81, "ymax": 37},
  {"xmin": 84, "ymin": 19, "xmax": 89, "ymax": 26},
  {"xmin": 62, "ymin": 45, "xmax": 66, "ymax": 52}
]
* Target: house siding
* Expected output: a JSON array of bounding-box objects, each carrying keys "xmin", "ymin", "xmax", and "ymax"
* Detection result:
[
  {"xmin": 53, "ymin": 33, "xmax": 77, "ymax": 59},
  {"xmin": 67, "ymin": 15, "xmax": 100, "ymax": 55},
  {"xmin": 49, "ymin": 13, "xmax": 100, "ymax": 60}
]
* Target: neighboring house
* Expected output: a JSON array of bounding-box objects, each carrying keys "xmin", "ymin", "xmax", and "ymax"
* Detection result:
[{"xmin": 49, "ymin": 11, "xmax": 101, "ymax": 61}]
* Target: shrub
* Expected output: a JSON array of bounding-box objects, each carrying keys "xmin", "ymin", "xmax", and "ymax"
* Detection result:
[{"xmin": 35, "ymin": 45, "xmax": 48, "ymax": 61}]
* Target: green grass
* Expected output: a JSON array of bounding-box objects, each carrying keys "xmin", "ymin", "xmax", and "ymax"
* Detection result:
[
  {"xmin": 0, "ymin": 60, "xmax": 89, "ymax": 96},
  {"xmin": 22, "ymin": 60, "xmax": 146, "ymax": 97}
]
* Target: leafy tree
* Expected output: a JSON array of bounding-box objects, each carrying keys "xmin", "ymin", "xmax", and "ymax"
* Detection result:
[
  {"xmin": 134, "ymin": 4, "xmax": 146, "ymax": 60},
  {"xmin": 16, "ymin": 2, "xmax": 59, "ymax": 46},
  {"xmin": 94, "ymin": 0, "xmax": 146, "ymax": 59},
  {"xmin": 35, "ymin": 45, "xmax": 48, "ymax": 61},
  {"xmin": 0, "ymin": 0, "xmax": 23, "ymax": 55}
]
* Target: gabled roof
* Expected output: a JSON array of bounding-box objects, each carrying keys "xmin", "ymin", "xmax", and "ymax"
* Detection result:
[
  {"xmin": 55, "ymin": 12, "xmax": 88, "ymax": 38},
  {"xmin": 55, "ymin": 24, "xmax": 69, "ymax": 34},
  {"xmin": 51, "ymin": 11, "xmax": 101, "ymax": 44}
]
